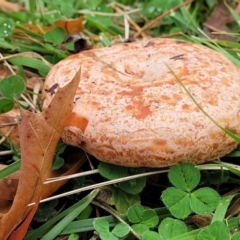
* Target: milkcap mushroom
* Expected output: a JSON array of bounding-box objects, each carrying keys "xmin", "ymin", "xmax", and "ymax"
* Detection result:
[{"xmin": 43, "ymin": 38, "xmax": 240, "ymax": 167}]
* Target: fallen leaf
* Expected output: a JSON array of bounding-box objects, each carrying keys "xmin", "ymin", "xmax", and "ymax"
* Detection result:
[
  {"xmin": 23, "ymin": 16, "xmax": 84, "ymax": 35},
  {"xmin": 0, "ymin": 106, "xmax": 20, "ymax": 146},
  {"xmin": 0, "ymin": 149, "xmax": 85, "ymax": 201},
  {"xmin": 0, "ymin": 69, "xmax": 81, "ymax": 239},
  {"xmin": 0, "ymin": 164, "xmax": 20, "ymax": 201},
  {"xmin": 187, "ymin": 214, "xmax": 212, "ymax": 228},
  {"xmin": 0, "ymin": 64, "xmax": 11, "ymax": 80},
  {"xmin": 55, "ymin": 17, "xmax": 84, "ymax": 34},
  {"xmin": 226, "ymin": 197, "xmax": 240, "ymax": 218},
  {"xmin": 0, "ymin": 0, "xmax": 25, "ymax": 12},
  {"xmin": 8, "ymin": 196, "xmax": 40, "ymax": 240},
  {"xmin": 203, "ymin": 1, "xmax": 237, "ymax": 40}
]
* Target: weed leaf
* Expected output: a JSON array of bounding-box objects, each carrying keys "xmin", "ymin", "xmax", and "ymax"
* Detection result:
[
  {"xmin": 161, "ymin": 187, "xmax": 191, "ymax": 219},
  {"xmin": 158, "ymin": 217, "xmax": 187, "ymax": 239},
  {"xmin": 33, "ymin": 199, "xmax": 58, "ymax": 222},
  {"xmin": 52, "ymin": 156, "xmax": 64, "ymax": 170},
  {"xmin": 190, "ymin": 188, "xmax": 220, "ymax": 215},
  {"xmin": 168, "ymin": 163, "xmax": 200, "ymax": 191}
]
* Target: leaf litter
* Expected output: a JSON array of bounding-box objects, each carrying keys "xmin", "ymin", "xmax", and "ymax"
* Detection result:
[{"xmin": 0, "ymin": 69, "xmax": 81, "ymax": 239}]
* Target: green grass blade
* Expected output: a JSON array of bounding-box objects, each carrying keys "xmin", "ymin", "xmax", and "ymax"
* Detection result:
[
  {"xmin": 169, "ymin": 216, "xmax": 240, "ymax": 240},
  {"xmin": 25, "ymin": 189, "xmax": 99, "ymax": 240},
  {"xmin": 7, "ymin": 57, "xmax": 50, "ymax": 77},
  {"xmin": 0, "ymin": 161, "xmax": 20, "ymax": 179},
  {"xmin": 220, "ymin": 163, "xmax": 240, "ymax": 177},
  {"xmin": 166, "ymin": 64, "xmax": 240, "ymax": 143},
  {"xmin": 191, "ymin": 34, "xmax": 240, "ymax": 67},
  {"xmin": 0, "ymin": 39, "xmax": 17, "ymax": 50},
  {"xmin": 212, "ymin": 195, "xmax": 236, "ymax": 223},
  {"xmin": 41, "ymin": 189, "xmax": 99, "ymax": 240},
  {"xmin": 224, "ymin": 0, "xmax": 240, "ymax": 28}
]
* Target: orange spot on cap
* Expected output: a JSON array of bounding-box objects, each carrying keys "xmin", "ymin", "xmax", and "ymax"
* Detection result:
[{"xmin": 66, "ymin": 112, "xmax": 89, "ymax": 133}]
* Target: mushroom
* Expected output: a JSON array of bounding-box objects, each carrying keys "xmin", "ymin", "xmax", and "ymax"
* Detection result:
[{"xmin": 42, "ymin": 38, "xmax": 240, "ymax": 167}]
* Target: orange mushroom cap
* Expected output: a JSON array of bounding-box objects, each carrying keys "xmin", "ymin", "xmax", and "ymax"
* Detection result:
[{"xmin": 43, "ymin": 38, "xmax": 240, "ymax": 167}]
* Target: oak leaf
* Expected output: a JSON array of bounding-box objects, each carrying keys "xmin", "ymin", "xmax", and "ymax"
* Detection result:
[{"xmin": 0, "ymin": 69, "xmax": 81, "ymax": 239}]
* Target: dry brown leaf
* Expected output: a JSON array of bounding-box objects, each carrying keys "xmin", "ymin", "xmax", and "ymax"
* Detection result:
[
  {"xmin": 0, "ymin": 164, "xmax": 20, "ymax": 201},
  {"xmin": 203, "ymin": 1, "xmax": 237, "ymax": 40},
  {"xmin": 23, "ymin": 16, "xmax": 84, "ymax": 35},
  {"xmin": 0, "ymin": 0, "xmax": 25, "ymax": 12},
  {"xmin": 0, "ymin": 106, "xmax": 20, "ymax": 146},
  {"xmin": 0, "ymin": 150, "xmax": 85, "ymax": 202},
  {"xmin": 0, "ymin": 64, "xmax": 11, "ymax": 80},
  {"xmin": 187, "ymin": 214, "xmax": 212, "ymax": 228},
  {"xmin": 8, "ymin": 196, "xmax": 40, "ymax": 240},
  {"xmin": 0, "ymin": 69, "xmax": 81, "ymax": 239},
  {"xmin": 227, "ymin": 197, "xmax": 240, "ymax": 218}
]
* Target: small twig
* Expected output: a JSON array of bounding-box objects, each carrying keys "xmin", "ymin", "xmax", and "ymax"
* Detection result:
[
  {"xmin": 110, "ymin": 3, "xmax": 147, "ymax": 38},
  {"xmin": 45, "ymin": 169, "xmax": 99, "ymax": 183},
  {"xmin": 159, "ymin": 31, "xmax": 184, "ymax": 38},
  {"xmin": 32, "ymin": 169, "xmax": 169, "ymax": 205},
  {"xmin": 20, "ymin": 93, "xmax": 38, "ymax": 112},
  {"xmin": 31, "ymin": 160, "xmax": 240, "ymax": 207},
  {"xmin": 32, "ymin": 82, "xmax": 41, "ymax": 110},
  {"xmin": 92, "ymin": 200, "xmax": 141, "ymax": 240},
  {"xmin": 77, "ymin": 8, "xmax": 141, "ymax": 17},
  {"xmin": 107, "ymin": 1, "xmax": 133, "ymax": 11},
  {"xmin": 0, "ymin": 150, "xmax": 13, "ymax": 155},
  {"xmin": 0, "ymin": 126, "xmax": 15, "ymax": 145},
  {"xmin": 134, "ymin": 0, "xmax": 194, "ymax": 38},
  {"xmin": 123, "ymin": 13, "xmax": 130, "ymax": 40},
  {"xmin": 85, "ymin": 152, "xmax": 95, "ymax": 170},
  {"xmin": 0, "ymin": 53, "xmax": 15, "ymax": 75},
  {"xmin": 0, "ymin": 121, "xmax": 19, "ymax": 127}
]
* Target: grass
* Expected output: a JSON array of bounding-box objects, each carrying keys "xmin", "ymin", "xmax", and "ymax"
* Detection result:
[{"xmin": 1, "ymin": 0, "xmax": 240, "ymax": 239}]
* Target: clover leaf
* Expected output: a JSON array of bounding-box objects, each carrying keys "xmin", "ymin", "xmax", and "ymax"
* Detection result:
[
  {"xmin": 127, "ymin": 204, "xmax": 159, "ymax": 236},
  {"xmin": 0, "ymin": 98, "xmax": 14, "ymax": 113},
  {"xmin": 158, "ymin": 217, "xmax": 187, "ymax": 239},
  {"xmin": 98, "ymin": 163, "xmax": 146, "ymax": 194},
  {"xmin": 0, "ymin": 75, "xmax": 25, "ymax": 100},
  {"xmin": 142, "ymin": 230, "xmax": 163, "ymax": 240},
  {"xmin": 93, "ymin": 218, "xmax": 129, "ymax": 240},
  {"xmin": 168, "ymin": 162, "xmax": 200, "ymax": 191},
  {"xmin": 161, "ymin": 163, "xmax": 220, "ymax": 219}
]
